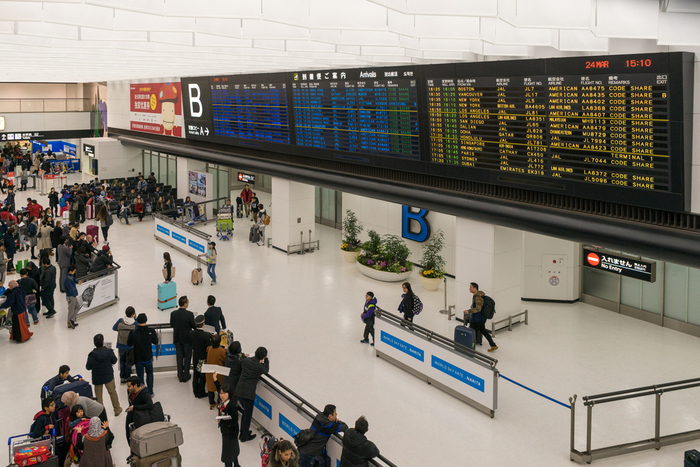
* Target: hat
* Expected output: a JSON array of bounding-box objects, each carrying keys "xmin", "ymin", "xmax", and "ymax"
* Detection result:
[
  {"xmin": 194, "ymin": 315, "xmax": 205, "ymax": 324},
  {"xmin": 102, "ymin": 245, "xmax": 110, "ymax": 251},
  {"xmin": 159, "ymin": 83, "xmax": 179, "ymax": 104},
  {"xmin": 136, "ymin": 313, "xmax": 148, "ymax": 324}
]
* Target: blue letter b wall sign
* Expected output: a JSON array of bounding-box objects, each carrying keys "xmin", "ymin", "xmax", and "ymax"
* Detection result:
[{"xmin": 402, "ymin": 206, "xmax": 430, "ymax": 242}]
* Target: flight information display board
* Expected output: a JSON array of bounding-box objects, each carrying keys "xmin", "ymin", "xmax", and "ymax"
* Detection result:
[
  {"xmin": 291, "ymin": 68, "xmax": 420, "ymax": 159},
  {"xmin": 425, "ymin": 53, "xmax": 693, "ymax": 211},
  {"xmin": 179, "ymin": 52, "xmax": 693, "ymax": 212}
]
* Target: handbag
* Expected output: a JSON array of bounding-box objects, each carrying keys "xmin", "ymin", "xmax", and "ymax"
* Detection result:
[
  {"xmin": 263, "ymin": 215, "xmax": 270, "ymax": 226},
  {"xmin": 26, "ymin": 293, "xmax": 36, "ymax": 305},
  {"xmin": 162, "ymin": 266, "xmax": 176, "ymax": 280},
  {"xmin": 195, "ymin": 358, "xmax": 206, "ymax": 373}
]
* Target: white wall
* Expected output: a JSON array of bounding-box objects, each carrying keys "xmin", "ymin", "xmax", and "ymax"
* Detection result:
[
  {"xmin": 522, "ymin": 232, "xmax": 580, "ymax": 301},
  {"xmin": 80, "ymin": 137, "xmax": 141, "ymax": 179},
  {"xmin": 342, "ymin": 193, "xmax": 457, "ymax": 276},
  {"xmin": 1, "ymin": 112, "xmax": 90, "ymax": 132},
  {"xmin": 271, "ymin": 178, "xmax": 315, "ymax": 251},
  {"xmin": 0, "ymin": 83, "xmax": 67, "ymax": 99}
]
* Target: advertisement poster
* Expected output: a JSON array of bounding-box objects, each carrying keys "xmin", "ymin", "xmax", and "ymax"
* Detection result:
[
  {"xmin": 76, "ymin": 275, "xmax": 117, "ymax": 315},
  {"xmin": 189, "ymin": 170, "xmax": 207, "ymax": 197},
  {"xmin": 130, "ymin": 82, "xmax": 183, "ymax": 137}
]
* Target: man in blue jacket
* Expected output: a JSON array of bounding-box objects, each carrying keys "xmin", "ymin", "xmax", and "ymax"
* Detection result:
[
  {"xmin": 298, "ymin": 404, "xmax": 348, "ymax": 467},
  {"xmin": 64, "ymin": 265, "xmax": 82, "ymax": 329},
  {"xmin": 360, "ymin": 292, "xmax": 377, "ymax": 346}
]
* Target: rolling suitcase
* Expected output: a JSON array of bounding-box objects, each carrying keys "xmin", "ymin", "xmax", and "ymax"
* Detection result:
[
  {"xmin": 191, "ymin": 260, "xmax": 203, "ymax": 286},
  {"xmin": 464, "ymin": 315, "xmax": 482, "ymax": 346},
  {"xmin": 85, "ymin": 204, "xmax": 95, "ymax": 219},
  {"xmin": 130, "ymin": 422, "xmax": 184, "ymax": 458},
  {"xmin": 52, "ymin": 380, "xmax": 93, "ymax": 408},
  {"xmin": 129, "ymin": 447, "xmax": 181, "ymax": 467},
  {"xmin": 157, "ymin": 282, "xmax": 177, "ymax": 310},
  {"xmin": 454, "ymin": 325, "xmax": 476, "ymax": 353},
  {"xmin": 686, "ymin": 449, "xmax": 700, "ymax": 467},
  {"xmin": 86, "ymin": 224, "xmax": 99, "ymax": 243}
]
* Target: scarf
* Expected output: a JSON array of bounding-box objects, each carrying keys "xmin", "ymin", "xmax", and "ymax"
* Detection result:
[
  {"xmin": 87, "ymin": 417, "xmax": 103, "ymax": 438},
  {"xmin": 61, "ymin": 391, "xmax": 79, "ymax": 408}
]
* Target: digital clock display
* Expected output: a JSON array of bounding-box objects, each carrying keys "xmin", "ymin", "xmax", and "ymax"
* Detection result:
[{"xmin": 626, "ymin": 59, "xmax": 652, "ymax": 67}]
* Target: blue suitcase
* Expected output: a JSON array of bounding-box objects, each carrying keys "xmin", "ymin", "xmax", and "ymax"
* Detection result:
[
  {"xmin": 157, "ymin": 282, "xmax": 177, "ymax": 310},
  {"xmin": 52, "ymin": 380, "xmax": 93, "ymax": 408},
  {"xmin": 454, "ymin": 325, "xmax": 476, "ymax": 353}
]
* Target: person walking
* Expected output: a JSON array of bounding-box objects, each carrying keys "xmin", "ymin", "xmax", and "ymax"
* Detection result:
[
  {"xmin": 217, "ymin": 384, "xmax": 241, "ymax": 467},
  {"xmin": 0, "ymin": 244, "xmax": 6, "ymax": 283},
  {"xmin": 113, "ymin": 306, "xmax": 136, "ymax": 384},
  {"xmin": 4, "ymin": 226, "xmax": 16, "ymax": 275},
  {"xmin": 126, "ymin": 313, "xmax": 158, "ymax": 396},
  {"xmin": 18, "ymin": 268, "xmax": 39, "ymax": 326},
  {"xmin": 464, "ymin": 282, "xmax": 498, "ymax": 352},
  {"xmin": 360, "ymin": 292, "xmax": 376, "ymax": 345},
  {"xmin": 96, "ymin": 205, "xmax": 112, "ymax": 242},
  {"xmin": 399, "ymin": 282, "xmax": 416, "ymax": 324},
  {"xmin": 240, "ymin": 185, "xmax": 252, "ymax": 218},
  {"xmin": 56, "ymin": 237, "xmax": 71, "ymax": 293},
  {"xmin": 48, "ymin": 187, "xmax": 59, "ymax": 217},
  {"xmin": 6, "ymin": 280, "xmax": 32, "ymax": 343},
  {"xmin": 170, "ymin": 296, "xmax": 196, "ymax": 383},
  {"xmin": 298, "ymin": 404, "xmax": 348, "ymax": 467},
  {"xmin": 339, "ymin": 416, "xmax": 380, "ymax": 467},
  {"xmin": 204, "ymin": 295, "xmax": 226, "ymax": 333},
  {"xmin": 86, "ymin": 333, "xmax": 123, "ymax": 417},
  {"xmin": 198, "ymin": 241, "xmax": 217, "ymax": 285},
  {"xmin": 64, "ymin": 265, "xmax": 81, "ymax": 329},
  {"xmin": 234, "ymin": 347, "xmax": 269, "ymax": 442},
  {"xmin": 39, "ymin": 257, "xmax": 57, "ymax": 319},
  {"xmin": 27, "ymin": 216, "xmax": 38, "ymax": 260}
]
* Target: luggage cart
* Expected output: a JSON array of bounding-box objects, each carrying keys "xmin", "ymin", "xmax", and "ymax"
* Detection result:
[
  {"xmin": 8, "ymin": 433, "xmax": 57, "ymax": 467},
  {"xmin": 216, "ymin": 212, "xmax": 233, "ymax": 241}
]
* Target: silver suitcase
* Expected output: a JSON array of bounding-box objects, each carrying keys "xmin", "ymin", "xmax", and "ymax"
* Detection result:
[{"xmin": 130, "ymin": 421, "xmax": 184, "ymax": 458}]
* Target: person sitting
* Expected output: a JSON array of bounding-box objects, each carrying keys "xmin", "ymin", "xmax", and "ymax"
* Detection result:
[
  {"xmin": 118, "ymin": 200, "xmax": 131, "ymax": 225},
  {"xmin": 74, "ymin": 417, "xmax": 114, "ymax": 466},
  {"xmin": 133, "ymin": 196, "xmax": 145, "ymax": 222}
]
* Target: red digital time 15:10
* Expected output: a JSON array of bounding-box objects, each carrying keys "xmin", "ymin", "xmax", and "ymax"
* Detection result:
[{"xmin": 626, "ymin": 59, "xmax": 652, "ymax": 67}]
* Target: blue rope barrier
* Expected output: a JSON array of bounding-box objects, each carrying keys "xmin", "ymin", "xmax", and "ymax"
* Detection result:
[{"xmin": 500, "ymin": 374, "xmax": 571, "ymax": 409}]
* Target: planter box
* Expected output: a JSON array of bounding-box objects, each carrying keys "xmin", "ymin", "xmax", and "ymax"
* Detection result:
[
  {"xmin": 340, "ymin": 249, "xmax": 358, "ymax": 263},
  {"xmin": 356, "ymin": 261, "xmax": 412, "ymax": 282},
  {"xmin": 420, "ymin": 275, "xmax": 443, "ymax": 291}
]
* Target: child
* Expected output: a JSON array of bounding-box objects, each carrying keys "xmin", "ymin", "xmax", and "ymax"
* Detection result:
[
  {"xmin": 31, "ymin": 398, "xmax": 56, "ymax": 439},
  {"xmin": 68, "ymin": 405, "xmax": 88, "ymax": 432},
  {"xmin": 360, "ymin": 292, "xmax": 377, "ymax": 346}
]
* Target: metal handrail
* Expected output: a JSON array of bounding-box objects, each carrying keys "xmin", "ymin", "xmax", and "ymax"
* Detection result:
[
  {"xmin": 154, "ymin": 213, "xmax": 212, "ymax": 241},
  {"xmin": 375, "ymin": 307, "xmax": 498, "ymax": 368},
  {"xmin": 490, "ymin": 310, "xmax": 529, "ymax": 335},
  {"xmin": 260, "ymin": 374, "xmax": 398, "ymax": 467},
  {"xmin": 571, "ymin": 376, "xmax": 700, "ymax": 463},
  {"xmin": 79, "ymin": 260, "xmax": 121, "ymax": 283}
]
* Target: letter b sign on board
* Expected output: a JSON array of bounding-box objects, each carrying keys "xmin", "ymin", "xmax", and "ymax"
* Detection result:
[
  {"xmin": 188, "ymin": 84, "xmax": 202, "ymax": 117},
  {"xmin": 402, "ymin": 206, "xmax": 430, "ymax": 242}
]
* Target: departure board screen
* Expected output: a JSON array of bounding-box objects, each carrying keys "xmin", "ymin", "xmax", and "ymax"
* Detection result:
[
  {"xmin": 291, "ymin": 68, "xmax": 419, "ymax": 159},
  {"xmin": 425, "ymin": 53, "xmax": 693, "ymax": 211}
]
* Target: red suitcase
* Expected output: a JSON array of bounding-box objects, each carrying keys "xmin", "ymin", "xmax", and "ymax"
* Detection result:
[{"xmin": 86, "ymin": 225, "xmax": 99, "ymax": 244}]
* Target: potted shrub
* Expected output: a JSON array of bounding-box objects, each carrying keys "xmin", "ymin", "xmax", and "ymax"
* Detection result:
[
  {"xmin": 419, "ymin": 229, "xmax": 446, "ymax": 291},
  {"xmin": 341, "ymin": 209, "xmax": 364, "ymax": 263},
  {"xmin": 356, "ymin": 231, "xmax": 413, "ymax": 282}
]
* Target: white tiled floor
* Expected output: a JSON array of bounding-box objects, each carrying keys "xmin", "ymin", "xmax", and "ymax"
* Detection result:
[{"xmin": 3, "ymin": 175, "xmax": 700, "ymax": 467}]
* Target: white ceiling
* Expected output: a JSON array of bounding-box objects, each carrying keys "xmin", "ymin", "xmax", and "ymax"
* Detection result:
[{"xmin": 0, "ymin": 0, "xmax": 698, "ymax": 83}]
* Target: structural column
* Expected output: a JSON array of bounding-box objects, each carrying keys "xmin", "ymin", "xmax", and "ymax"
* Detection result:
[
  {"xmin": 270, "ymin": 177, "xmax": 315, "ymax": 252},
  {"xmin": 455, "ymin": 218, "xmax": 522, "ymax": 316}
]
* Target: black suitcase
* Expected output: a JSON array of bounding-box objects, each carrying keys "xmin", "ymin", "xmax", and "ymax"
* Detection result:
[
  {"xmin": 52, "ymin": 380, "xmax": 93, "ymax": 408},
  {"xmin": 454, "ymin": 325, "xmax": 476, "ymax": 353},
  {"xmin": 686, "ymin": 449, "xmax": 700, "ymax": 467},
  {"xmin": 249, "ymin": 225, "xmax": 260, "ymax": 243}
]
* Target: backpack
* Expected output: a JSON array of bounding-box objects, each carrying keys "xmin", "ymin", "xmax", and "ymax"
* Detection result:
[
  {"xmin": 293, "ymin": 428, "xmax": 315, "ymax": 448},
  {"xmin": 481, "ymin": 295, "xmax": 496, "ymax": 320},
  {"xmin": 260, "ymin": 435, "xmax": 277, "ymax": 467},
  {"xmin": 105, "ymin": 214, "xmax": 113, "ymax": 226},
  {"xmin": 30, "ymin": 411, "xmax": 46, "ymax": 434},
  {"xmin": 412, "ymin": 294, "xmax": 423, "ymax": 315}
]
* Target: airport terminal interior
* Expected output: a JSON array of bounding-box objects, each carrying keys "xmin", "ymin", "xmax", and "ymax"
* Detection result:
[{"xmin": 2, "ymin": 1, "xmax": 700, "ymax": 467}]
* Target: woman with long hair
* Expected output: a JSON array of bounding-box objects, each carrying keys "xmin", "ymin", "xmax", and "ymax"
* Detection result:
[
  {"xmin": 198, "ymin": 242, "xmax": 217, "ymax": 285},
  {"xmin": 96, "ymin": 205, "xmax": 110, "ymax": 242},
  {"xmin": 163, "ymin": 252, "xmax": 173, "ymax": 283},
  {"xmin": 400, "ymin": 282, "xmax": 415, "ymax": 323},
  {"xmin": 217, "ymin": 385, "xmax": 241, "ymax": 467}
]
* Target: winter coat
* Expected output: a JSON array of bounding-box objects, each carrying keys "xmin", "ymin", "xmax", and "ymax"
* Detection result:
[
  {"xmin": 40, "ymin": 264, "xmax": 56, "ymax": 292},
  {"xmin": 268, "ymin": 442, "xmax": 299, "ymax": 467},
  {"xmin": 205, "ymin": 346, "xmax": 226, "ymax": 392},
  {"xmin": 233, "ymin": 357, "xmax": 269, "ymax": 400},
  {"xmin": 361, "ymin": 297, "xmax": 377, "ymax": 324},
  {"xmin": 86, "ymin": 346, "xmax": 117, "ymax": 385},
  {"xmin": 300, "ymin": 412, "xmax": 348, "ymax": 456},
  {"xmin": 339, "ymin": 428, "xmax": 380, "ymax": 467},
  {"xmin": 38, "ymin": 225, "xmax": 53, "ymax": 249},
  {"xmin": 75, "ymin": 254, "xmax": 92, "ymax": 278}
]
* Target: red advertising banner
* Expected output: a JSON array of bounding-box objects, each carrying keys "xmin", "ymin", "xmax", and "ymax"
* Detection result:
[{"xmin": 130, "ymin": 82, "xmax": 183, "ymax": 137}]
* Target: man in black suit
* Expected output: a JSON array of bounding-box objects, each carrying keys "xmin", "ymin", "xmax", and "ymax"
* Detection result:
[
  {"xmin": 124, "ymin": 376, "xmax": 153, "ymax": 445},
  {"xmin": 234, "ymin": 347, "xmax": 269, "ymax": 442},
  {"xmin": 170, "ymin": 296, "xmax": 195, "ymax": 382},
  {"xmin": 189, "ymin": 315, "xmax": 212, "ymax": 399}
]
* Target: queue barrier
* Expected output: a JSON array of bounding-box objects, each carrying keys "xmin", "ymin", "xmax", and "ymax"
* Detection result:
[
  {"xmin": 253, "ymin": 373, "xmax": 397, "ymax": 467},
  {"xmin": 374, "ymin": 308, "xmax": 499, "ymax": 417},
  {"xmin": 75, "ymin": 261, "xmax": 121, "ymax": 320},
  {"xmin": 491, "ymin": 309, "xmax": 529, "ymax": 335},
  {"xmin": 154, "ymin": 213, "xmax": 212, "ymax": 261}
]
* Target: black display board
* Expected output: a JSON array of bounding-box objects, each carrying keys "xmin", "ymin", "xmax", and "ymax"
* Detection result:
[{"xmin": 180, "ymin": 53, "xmax": 694, "ymax": 212}]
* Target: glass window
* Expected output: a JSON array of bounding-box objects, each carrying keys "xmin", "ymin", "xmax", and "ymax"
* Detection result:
[
  {"xmin": 168, "ymin": 158, "xmax": 177, "ymax": 189},
  {"xmin": 641, "ymin": 261, "xmax": 663, "ymax": 315},
  {"xmin": 207, "ymin": 166, "xmax": 219, "ymax": 209},
  {"xmin": 219, "ymin": 169, "xmax": 229, "ymax": 202},
  {"xmin": 315, "ymin": 186, "xmax": 320, "ymax": 218},
  {"xmin": 151, "ymin": 153, "xmax": 159, "ymax": 179},
  {"xmin": 143, "ymin": 151, "xmax": 151, "ymax": 175},
  {"xmin": 620, "ymin": 276, "xmax": 641, "ymax": 309},
  {"xmin": 335, "ymin": 190, "xmax": 343, "ymax": 225},
  {"xmin": 582, "ymin": 267, "xmax": 618, "ymax": 302},
  {"xmin": 158, "ymin": 155, "xmax": 167, "ymax": 183},
  {"xmin": 664, "ymin": 263, "xmax": 688, "ymax": 322},
  {"xmin": 687, "ymin": 267, "xmax": 700, "ymax": 326}
]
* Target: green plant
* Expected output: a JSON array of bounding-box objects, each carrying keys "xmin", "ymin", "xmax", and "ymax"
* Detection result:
[
  {"xmin": 382, "ymin": 234, "xmax": 411, "ymax": 266},
  {"xmin": 361, "ymin": 230, "xmax": 382, "ymax": 256},
  {"xmin": 420, "ymin": 229, "xmax": 446, "ymax": 278},
  {"xmin": 341, "ymin": 209, "xmax": 364, "ymax": 251}
]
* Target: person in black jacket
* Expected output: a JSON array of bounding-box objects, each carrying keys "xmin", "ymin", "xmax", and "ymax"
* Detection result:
[
  {"xmin": 126, "ymin": 314, "xmax": 158, "ymax": 396},
  {"xmin": 31, "ymin": 398, "xmax": 56, "ymax": 439},
  {"xmin": 170, "ymin": 296, "xmax": 196, "ymax": 382},
  {"xmin": 222, "ymin": 341, "xmax": 246, "ymax": 391},
  {"xmin": 399, "ymin": 282, "xmax": 415, "ymax": 323},
  {"xmin": 89, "ymin": 246, "xmax": 113, "ymax": 274},
  {"xmin": 298, "ymin": 404, "xmax": 348, "ymax": 467},
  {"xmin": 190, "ymin": 315, "xmax": 212, "ymax": 398},
  {"xmin": 4, "ymin": 226, "xmax": 16, "ymax": 274},
  {"xmin": 74, "ymin": 246, "xmax": 92, "ymax": 279},
  {"xmin": 39, "ymin": 257, "xmax": 57, "ymax": 318},
  {"xmin": 86, "ymin": 333, "xmax": 122, "ymax": 417},
  {"xmin": 48, "ymin": 187, "xmax": 59, "ymax": 217},
  {"xmin": 124, "ymin": 376, "xmax": 153, "ymax": 445},
  {"xmin": 217, "ymin": 384, "xmax": 241, "ymax": 467},
  {"xmin": 339, "ymin": 416, "xmax": 380, "ymax": 467},
  {"xmin": 204, "ymin": 295, "xmax": 226, "ymax": 333},
  {"xmin": 234, "ymin": 347, "xmax": 269, "ymax": 442},
  {"xmin": 18, "ymin": 268, "xmax": 39, "ymax": 325}
]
